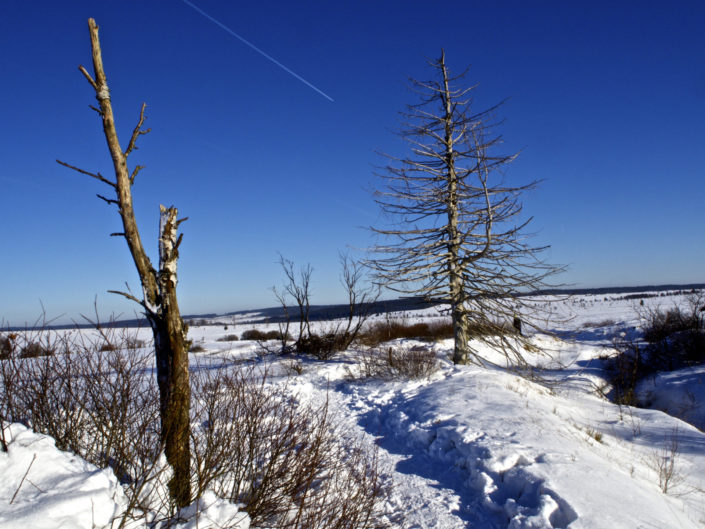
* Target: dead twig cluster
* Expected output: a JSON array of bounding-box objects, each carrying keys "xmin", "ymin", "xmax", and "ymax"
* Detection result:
[
  {"xmin": 191, "ymin": 362, "xmax": 387, "ymax": 528},
  {"xmin": 355, "ymin": 345, "xmax": 440, "ymax": 380}
]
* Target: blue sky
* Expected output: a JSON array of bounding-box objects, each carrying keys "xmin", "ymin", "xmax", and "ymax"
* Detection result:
[{"xmin": 1, "ymin": 1, "xmax": 704, "ymax": 325}]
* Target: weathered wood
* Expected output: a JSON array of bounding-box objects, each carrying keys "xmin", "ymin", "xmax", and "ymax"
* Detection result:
[
  {"xmin": 61, "ymin": 18, "xmax": 192, "ymax": 506},
  {"xmin": 153, "ymin": 205, "xmax": 191, "ymax": 505}
]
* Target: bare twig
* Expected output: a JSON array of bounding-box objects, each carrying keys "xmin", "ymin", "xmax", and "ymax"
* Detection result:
[
  {"xmin": 57, "ymin": 160, "xmax": 117, "ymax": 188},
  {"xmin": 108, "ymin": 290, "xmax": 145, "ymax": 307},
  {"xmin": 125, "ymin": 103, "xmax": 150, "ymax": 157},
  {"xmin": 78, "ymin": 65, "xmax": 98, "ymax": 90},
  {"xmin": 97, "ymin": 193, "xmax": 119, "ymax": 206},
  {"xmin": 129, "ymin": 165, "xmax": 144, "ymax": 186},
  {"xmin": 10, "ymin": 453, "xmax": 37, "ymax": 504}
]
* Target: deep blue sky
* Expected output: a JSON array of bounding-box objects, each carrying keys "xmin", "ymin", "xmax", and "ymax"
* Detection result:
[{"xmin": 1, "ymin": 1, "xmax": 704, "ymax": 325}]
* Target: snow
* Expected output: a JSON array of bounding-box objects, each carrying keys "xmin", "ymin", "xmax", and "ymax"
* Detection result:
[
  {"xmin": 637, "ymin": 366, "xmax": 705, "ymax": 431},
  {"xmin": 2, "ymin": 290, "xmax": 704, "ymax": 528},
  {"xmin": 0, "ymin": 423, "xmax": 125, "ymax": 529}
]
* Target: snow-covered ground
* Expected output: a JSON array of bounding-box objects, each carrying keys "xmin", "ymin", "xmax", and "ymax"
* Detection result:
[{"xmin": 2, "ymin": 290, "xmax": 704, "ymax": 528}]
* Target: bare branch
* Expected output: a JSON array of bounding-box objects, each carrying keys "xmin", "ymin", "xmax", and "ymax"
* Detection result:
[
  {"xmin": 125, "ymin": 103, "xmax": 150, "ymax": 157},
  {"xmin": 129, "ymin": 165, "xmax": 144, "ymax": 185},
  {"xmin": 10, "ymin": 454, "xmax": 37, "ymax": 504},
  {"xmin": 96, "ymin": 193, "xmax": 119, "ymax": 206},
  {"xmin": 57, "ymin": 159, "xmax": 116, "ymax": 188},
  {"xmin": 78, "ymin": 65, "xmax": 98, "ymax": 90},
  {"xmin": 107, "ymin": 289, "xmax": 144, "ymax": 306},
  {"xmin": 174, "ymin": 233, "xmax": 184, "ymax": 252}
]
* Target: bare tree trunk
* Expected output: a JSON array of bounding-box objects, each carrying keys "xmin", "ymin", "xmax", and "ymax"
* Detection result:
[
  {"xmin": 153, "ymin": 206, "xmax": 191, "ymax": 506},
  {"xmin": 439, "ymin": 50, "xmax": 469, "ymax": 364},
  {"xmin": 58, "ymin": 19, "xmax": 191, "ymax": 506}
]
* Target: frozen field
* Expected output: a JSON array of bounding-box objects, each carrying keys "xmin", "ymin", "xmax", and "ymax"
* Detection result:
[{"xmin": 2, "ymin": 289, "xmax": 704, "ymax": 528}]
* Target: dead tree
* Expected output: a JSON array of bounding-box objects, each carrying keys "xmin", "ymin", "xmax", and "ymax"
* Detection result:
[
  {"xmin": 277, "ymin": 255, "xmax": 313, "ymax": 343},
  {"xmin": 334, "ymin": 253, "xmax": 379, "ymax": 349},
  {"xmin": 369, "ymin": 50, "xmax": 561, "ymax": 366},
  {"xmin": 57, "ymin": 18, "xmax": 191, "ymax": 506}
]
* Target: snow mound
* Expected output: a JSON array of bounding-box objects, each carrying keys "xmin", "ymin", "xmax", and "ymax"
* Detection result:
[
  {"xmin": 0, "ymin": 423, "xmax": 251, "ymax": 529},
  {"xmin": 0, "ymin": 423, "xmax": 125, "ymax": 529},
  {"xmin": 342, "ymin": 359, "xmax": 705, "ymax": 528}
]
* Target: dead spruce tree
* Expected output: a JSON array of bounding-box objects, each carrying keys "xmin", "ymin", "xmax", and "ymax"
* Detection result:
[
  {"xmin": 369, "ymin": 50, "xmax": 560, "ymax": 366},
  {"xmin": 57, "ymin": 19, "xmax": 191, "ymax": 506}
]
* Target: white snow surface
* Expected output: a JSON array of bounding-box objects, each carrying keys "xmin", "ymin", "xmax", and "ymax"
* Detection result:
[
  {"xmin": 0, "ymin": 423, "xmax": 125, "ymax": 529},
  {"xmin": 2, "ymin": 289, "xmax": 704, "ymax": 528}
]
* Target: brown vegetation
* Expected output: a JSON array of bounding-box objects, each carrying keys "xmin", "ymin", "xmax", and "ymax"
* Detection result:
[
  {"xmin": 356, "ymin": 319, "xmax": 453, "ymax": 347},
  {"xmin": 0, "ymin": 326, "xmax": 389, "ymax": 528},
  {"xmin": 356, "ymin": 345, "xmax": 440, "ymax": 380}
]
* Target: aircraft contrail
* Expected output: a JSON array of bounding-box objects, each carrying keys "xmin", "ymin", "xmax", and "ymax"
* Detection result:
[{"xmin": 180, "ymin": 0, "xmax": 334, "ymax": 102}]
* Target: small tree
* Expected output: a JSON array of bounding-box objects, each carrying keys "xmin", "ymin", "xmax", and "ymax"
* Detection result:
[
  {"xmin": 58, "ymin": 19, "xmax": 191, "ymax": 506},
  {"xmin": 369, "ymin": 50, "xmax": 560, "ymax": 365},
  {"xmin": 272, "ymin": 254, "xmax": 377, "ymax": 359}
]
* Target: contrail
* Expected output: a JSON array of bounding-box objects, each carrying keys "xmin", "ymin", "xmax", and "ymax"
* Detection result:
[{"xmin": 180, "ymin": 0, "xmax": 334, "ymax": 102}]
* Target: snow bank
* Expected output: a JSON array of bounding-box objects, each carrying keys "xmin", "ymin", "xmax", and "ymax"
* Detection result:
[
  {"xmin": 0, "ymin": 423, "xmax": 125, "ymax": 529},
  {"xmin": 0, "ymin": 423, "xmax": 250, "ymax": 529},
  {"xmin": 637, "ymin": 366, "xmax": 705, "ymax": 431},
  {"xmin": 336, "ymin": 356, "xmax": 705, "ymax": 528}
]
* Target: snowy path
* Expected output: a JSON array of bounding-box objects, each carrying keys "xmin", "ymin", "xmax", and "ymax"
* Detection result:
[
  {"xmin": 297, "ymin": 366, "xmax": 477, "ymax": 529},
  {"xmin": 298, "ymin": 362, "xmax": 575, "ymax": 529},
  {"xmin": 297, "ymin": 355, "xmax": 705, "ymax": 529}
]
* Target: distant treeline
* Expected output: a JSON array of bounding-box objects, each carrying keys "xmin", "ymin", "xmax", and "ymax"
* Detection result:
[
  {"xmin": 532, "ymin": 283, "xmax": 705, "ymax": 297},
  {"xmin": 8, "ymin": 284, "xmax": 704, "ymax": 331}
]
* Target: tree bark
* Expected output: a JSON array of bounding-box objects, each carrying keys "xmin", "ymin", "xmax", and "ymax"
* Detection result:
[
  {"xmin": 439, "ymin": 50, "xmax": 469, "ymax": 364},
  {"xmin": 153, "ymin": 205, "xmax": 191, "ymax": 506},
  {"xmin": 64, "ymin": 18, "xmax": 191, "ymax": 506}
]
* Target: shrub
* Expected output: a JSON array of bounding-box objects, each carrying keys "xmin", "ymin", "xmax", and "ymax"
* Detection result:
[
  {"xmin": 190, "ymin": 363, "xmax": 388, "ymax": 528},
  {"xmin": 608, "ymin": 293, "xmax": 705, "ymax": 405},
  {"xmin": 19, "ymin": 341, "xmax": 55, "ymax": 358},
  {"xmin": 0, "ymin": 328, "xmax": 169, "ymax": 525},
  {"xmin": 607, "ymin": 340, "xmax": 643, "ymax": 406},
  {"xmin": 296, "ymin": 332, "xmax": 350, "ymax": 360},
  {"xmin": 216, "ymin": 334, "xmax": 240, "ymax": 342},
  {"xmin": 0, "ymin": 334, "xmax": 16, "ymax": 359},
  {"xmin": 581, "ymin": 319, "xmax": 616, "ymax": 328},
  {"xmin": 1, "ymin": 326, "xmax": 389, "ymax": 528},
  {"xmin": 643, "ymin": 308, "xmax": 699, "ymax": 343},
  {"xmin": 356, "ymin": 345, "xmax": 439, "ymax": 380},
  {"xmin": 641, "ymin": 296, "xmax": 705, "ymax": 370},
  {"xmin": 241, "ymin": 329, "xmax": 266, "ymax": 340},
  {"xmin": 356, "ymin": 320, "xmax": 454, "ymax": 347},
  {"xmin": 241, "ymin": 329, "xmax": 290, "ymax": 341},
  {"xmin": 189, "ymin": 343, "xmax": 207, "ymax": 353}
]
